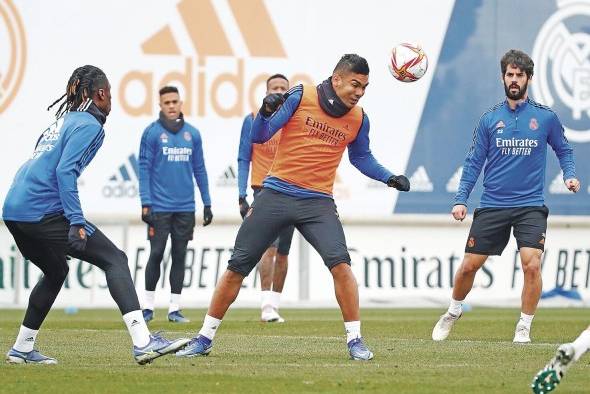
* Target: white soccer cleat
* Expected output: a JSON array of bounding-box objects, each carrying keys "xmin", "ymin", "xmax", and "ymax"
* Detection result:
[
  {"xmin": 531, "ymin": 343, "xmax": 576, "ymax": 393},
  {"xmin": 513, "ymin": 323, "xmax": 531, "ymax": 343},
  {"xmin": 432, "ymin": 312, "xmax": 461, "ymax": 341},
  {"xmin": 261, "ymin": 308, "xmax": 285, "ymax": 323}
]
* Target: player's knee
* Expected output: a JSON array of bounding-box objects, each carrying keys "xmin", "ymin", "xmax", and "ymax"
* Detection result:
[
  {"xmin": 459, "ymin": 261, "xmax": 480, "ymax": 276},
  {"xmin": 48, "ymin": 264, "xmax": 69, "ymax": 285},
  {"xmin": 522, "ymin": 261, "xmax": 541, "ymax": 276}
]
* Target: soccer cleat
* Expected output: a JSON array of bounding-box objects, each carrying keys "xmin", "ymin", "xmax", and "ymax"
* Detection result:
[
  {"xmin": 133, "ymin": 334, "xmax": 191, "ymax": 365},
  {"xmin": 168, "ymin": 310, "xmax": 190, "ymax": 323},
  {"xmin": 6, "ymin": 348, "xmax": 57, "ymax": 365},
  {"xmin": 142, "ymin": 309, "xmax": 154, "ymax": 323},
  {"xmin": 261, "ymin": 308, "xmax": 285, "ymax": 323},
  {"xmin": 513, "ymin": 323, "xmax": 531, "ymax": 343},
  {"xmin": 531, "ymin": 343, "xmax": 575, "ymax": 394},
  {"xmin": 348, "ymin": 338, "xmax": 374, "ymax": 361},
  {"xmin": 175, "ymin": 335, "xmax": 213, "ymax": 358},
  {"xmin": 432, "ymin": 312, "xmax": 461, "ymax": 341}
]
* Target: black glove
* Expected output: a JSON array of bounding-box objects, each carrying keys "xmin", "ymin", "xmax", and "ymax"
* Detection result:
[
  {"xmin": 259, "ymin": 93, "xmax": 285, "ymax": 117},
  {"xmin": 203, "ymin": 206, "xmax": 213, "ymax": 226},
  {"xmin": 239, "ymin": 197, "xmax": 250, "ymax": 219},
  {"xmin": 141, "ymin": 205, "xmax": 152, "ymax": 225},
  {"xmin": 68, "ymin": 225, "xmax": 87, "ymax": 254},
  {"xmin": 387, "ymin": 175, "xmax": 411, "ymax": 192}
]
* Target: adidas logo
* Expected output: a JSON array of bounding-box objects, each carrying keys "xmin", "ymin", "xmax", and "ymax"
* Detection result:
[
  {"xmin": 446, "ymin": 167, "xmax": 463, "ymax": 193},
  {"xmin": 103, "ymin": 153, "xmax": 139, "ymax": 198},
  {"xmin": 408, "ymin": 166, "xmax": 433, "ymax": 192},
  {"xmin": 118, "ymin": 0, "xmax": 313, "ymax": 118},
  {"xmin": 548, "ymin": 171, "xmax": 570, "ymax": 194},
  {"xmin": 25, "ymin": 336, "xmax": 34, "ymax": 342},
  {"xmin": 217, "ymin": 165, "xmax": 237, "ymax": 187},
  {"xmin": 131, "ymin": 319, "xmax": 140, "ymax": 327}
]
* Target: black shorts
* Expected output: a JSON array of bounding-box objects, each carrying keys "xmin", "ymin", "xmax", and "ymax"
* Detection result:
[
  {"xmin": 229, "ymin": 188, "xmax": 349, "ymax": 276},
  {"xmin": 253, "ymin": 187, "xmax": 295, "ymax": 255},
  {"xmin": 148, "ymin": 211, "xmax": 195, "ymax": 241},
  {"xmin": 465, "ymin": 206, "xmax": 549, "ymax": 256}
]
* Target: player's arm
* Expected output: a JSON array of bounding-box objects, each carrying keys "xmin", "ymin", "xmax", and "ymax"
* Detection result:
[
  {"xmin": 453, "ymin": 115, "xmax": 490, "ymax": 219},
  {"xmin": 548, "ymin": 113, "xmax": 579, "ymax": 192},
  {"xmin": 251, "ymin": 85, "xmax": 302, "ymax": 143},
  {"xmin": 138, "ymin": 126, "xmax": 156, "ymax": 223},
  {"xmin": 192, "ymin": 129, "xmax": 213, "ymax": 226},
  {"xmin": 237, "ymin": 115, "xmax": 253, "ymax": 199},
  {"xmin": 56, "ymin": 123, "xmax": 105, "ymax": 226}
]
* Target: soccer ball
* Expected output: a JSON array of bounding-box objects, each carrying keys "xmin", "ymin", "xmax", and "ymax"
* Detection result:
[{"xmin": 388, "ymin": 43, "xmax": 428, "ymax": 82}]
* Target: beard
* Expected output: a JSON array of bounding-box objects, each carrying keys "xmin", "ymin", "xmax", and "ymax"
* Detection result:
[{"xmin": 504, "ymin": 79, "xmax": 528, "ymax": 100}]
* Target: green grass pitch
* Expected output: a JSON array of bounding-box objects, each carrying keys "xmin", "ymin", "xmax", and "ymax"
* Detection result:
[{"xmin": 0, "ymin": 308, "xmax": 588, "ymax": 393}]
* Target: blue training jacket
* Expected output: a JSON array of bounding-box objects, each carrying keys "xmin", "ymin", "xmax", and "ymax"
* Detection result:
[
  {"xmin": 2, "ymin": 108, "xmax": 105, "ymax": 226},
  {"xmin": 455, "ymin": 98, "xmax": 576, "ymax": 208},
  {"xmin": 138, "ymin": 119, "xmax": 211, "ymax": 212},
  {"xmin": 237, "ymin": 114, "xmax": 253, "ymax": 198},
  {"xmin": 250, "ymin": 86, "xmax": 393, "ymax": 199}
]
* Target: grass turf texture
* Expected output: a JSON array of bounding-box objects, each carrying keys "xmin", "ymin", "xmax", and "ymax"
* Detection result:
[{"xmin": 0, "ymin": 308, "xmax": 589, "ymax": 393}]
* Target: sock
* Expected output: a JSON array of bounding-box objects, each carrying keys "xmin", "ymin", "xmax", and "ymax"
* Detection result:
[
  {"xmin": 519, "ymin": 312, "xmax": 534, "ymax": 330},
  {"xmin": 269, "ymin": 291, "xmax": 281, "ymax": 311},
  {"xmin": 13, "ymin": 325, "xmax": 38, "ymax": 353},
  {"xmin": 447, "ymin": 298, "xmax": 463, "ymax": 316},
  {"xmin": 344, "ymin": 321, "xmax": 361, "ymax": 343},
  {"xmin": 144, "ymin": 290, "xmax": 155, "ymax": 311},
  {"xmin": 169, "ymin": 293, "xmax": 181, "ymax": 314},
  {"xmin": 123, "ymin": 310, "xmax": 151, "ymax": 348},
  {"xmin": 198, "ymin": 314, "xmax": 222, "ymax": 341},
  {"xmin": 261, "ymin": 290, "xmax": 272, "ymax": 311},
  {"xmin": 572, "ymin": 329, "xmax": 590, "ymax": 361}
]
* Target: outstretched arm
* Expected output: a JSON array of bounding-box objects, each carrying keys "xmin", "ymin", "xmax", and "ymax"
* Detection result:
[{"xmin": 454, "ymin": 116, "xmax": 489, "ymax": 207}]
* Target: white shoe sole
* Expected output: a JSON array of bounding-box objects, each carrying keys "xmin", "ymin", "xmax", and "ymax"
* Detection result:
[{"xmin": 6, "ymin": 355, "xmax": 57, "ymax": 365}]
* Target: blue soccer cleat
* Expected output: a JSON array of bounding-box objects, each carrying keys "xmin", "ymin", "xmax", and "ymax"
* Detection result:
[
  {"xmin": 133, "ymin": 334, "xmax": 191, "ymax": 365},
  {"xmin": 348, "ymin": 337, "xmax": 374, "ymax": 361},
  {"xmin": 6, "ymin": 348, "xmax": 57, "ymax": 365},
  {"xmin": 142, "ymin": 309, "xmax": 154, "ymax": 323},
  {"xmin": 175, "ymin": 335, "xmax": 212, "ymax": 358},
  {"xmin": 168, "ymin": 310, "xmax": 190, "ymax": 323}
]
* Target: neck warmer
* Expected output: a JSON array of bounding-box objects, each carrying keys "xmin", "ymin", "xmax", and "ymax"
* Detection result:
[
  {"xmin": 74, "ymin": 100, "xmax": 107, "ymax": 125},
  {"xmin": 316, "ymin": 77, "xmax": 352, "ymax": 118},
  {"xmin": 159, "ymin": 111, "xmax": 185, "ymax": 133}
]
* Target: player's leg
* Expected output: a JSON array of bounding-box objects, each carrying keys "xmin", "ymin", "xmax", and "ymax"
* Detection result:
[
  {"xmin": 259, "ymin": 246, "xmax": 279, "ymax": 321},
  {"xmin": 512, "ymin": 206, "xmax": 548, "ymax": 343},
  {"xmin": 5, "ymin": 218, "xmax": 68, "ymax": 364},
  {"xmin": 294, "ymin": 198, "xmax": 371, "ymax": 360},
  {"xmin": 266, "ymin": 225, "xmax": 294, "ymax": 322},
  {"xmin": 177, "ymin": 188, "xmax": 291, "ymax": 357},
  {"xmin": 167, "ymin": 212, "xmax": 195, "ymax": 323},
  {"xmin": 433, "ymin": 208, "xmax": 511, "ymax": 341},
  {"xmin": 531, "ymin": 324, "xmax": 590, "ymax": 393},
  {"xmin": 73, "ymin": 223, "xmax": 189, "ymax": 364},
  {"xmin": 143, "ymin": 213, "xmax": 172, "ymax": 321}
]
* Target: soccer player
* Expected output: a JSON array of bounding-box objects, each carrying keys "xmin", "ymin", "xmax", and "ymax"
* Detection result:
[
  {"xmin": 237, "ymin": 74, "xmax": 294, "ymax": 323},
  {"xmin": 139, "ymin": 86, "xmax": 212, "ymax": 324},
  {"xmin": 531, "ymin": 325, "xmax": 590, "ymax": 393},
  {"xmin": 432, "ymin": 50, "xmax": 579, "ymax": 343},
  {"xmin": 2, "ymin": 65, "xmax": 189, "ymax": 365},
  {"xmin": 177, "ymin": 54, "xmax": 411, "ymax": 361}
]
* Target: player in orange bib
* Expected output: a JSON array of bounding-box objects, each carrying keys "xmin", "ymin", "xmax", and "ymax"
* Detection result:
[
  {"xmin": 177, "ymin": 54, "xmax": 410, "ymax": 361},
  {"xmin": 237, "ymin": 74, "xmax": 294, "ymax": 323}
]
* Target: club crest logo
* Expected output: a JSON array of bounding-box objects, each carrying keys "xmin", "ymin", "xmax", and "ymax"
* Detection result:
[
  {"xmin": 532, "ymin": 0, "xmax": 590, "ymax": 143},
  {"xmin": 0, "ymin": 0, "xmax": 27, "ymax": 114},
  {"xmin": 529, "ymin": 118, "xmax": 539, "ymax": 130},
  {"xmin": 183, "ymin": 131, "xmax": 191, "ymax": 141}
]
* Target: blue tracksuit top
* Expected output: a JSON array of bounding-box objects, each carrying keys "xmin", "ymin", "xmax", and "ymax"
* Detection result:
[
  {"xmin": 455, "ymin": 98, "xmax": 576, "ymax": 208},
  {"xmin": 250, "ymin": 85, "xmax": 393, "ymax": 199},
  {"xmin": 237, "ymin": 113, "xmax": 254, "ymax": 198},
  {"xmin": 138, "ymin": 119, "xmax": 211, "ymax": 212},
  {"xmin": 2, "ymin": 110, "xmax": 105, "ymax": 225}
]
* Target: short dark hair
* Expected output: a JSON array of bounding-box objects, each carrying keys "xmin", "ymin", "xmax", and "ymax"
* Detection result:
[
  {"xmin": 333, "ymin": 54, "xmax": 370, "ymax": 75},
  {"xmin": 47, "ymin": 65, "xmax": 108, "ymax": 118},
  {"xmin": 501, "ymin": 49, "xmax": 534, "ymax": 78},
  {"xmin": 266, "ymin": 73, "xmax": 288, "ymax": 89},
  {"xmin": 159, "ymin": 86, "xmax": 179, "ymax": 96}
]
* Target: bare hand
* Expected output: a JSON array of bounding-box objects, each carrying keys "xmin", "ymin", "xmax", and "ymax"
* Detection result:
[
  {"xmin": 565, "ymin": 178, "xmax": 580, "ymax": 193},
  {"xmin": 452, "ymin": 204, "xmax": 467, "ymax": 221}
]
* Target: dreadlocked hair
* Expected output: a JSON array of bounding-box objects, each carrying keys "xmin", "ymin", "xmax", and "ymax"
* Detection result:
[{"xmin": 47, "ymin": 65, "xmax": 108, "ymax": 119}]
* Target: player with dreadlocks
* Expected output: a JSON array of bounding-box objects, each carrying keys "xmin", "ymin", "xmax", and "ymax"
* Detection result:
[{"xmin": 2, "ymin": 65, "xmax": 190, "ymax": 365}]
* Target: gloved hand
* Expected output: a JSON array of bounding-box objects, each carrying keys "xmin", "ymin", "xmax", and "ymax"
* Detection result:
[
  {"xmin": 239, "ymin": 196, "xmax": 250, "ymax": 219},
  {"xmin": 68, "ymin": 225, "xmax": 87, "ymax": 253},
  {"xmin": 203, "ymin": 206, "xmax": 213, "ymax": 226},
  {"xmin": 141, "ymin": 205, "xmax": 153, "ymax": 225},
  {"xmin": 259, "ymin": 93, "xmax": 285, "ymax": 117},
  {"xmin": 387, "ymin": 175, "xmax": 411, "ymax": 192}
]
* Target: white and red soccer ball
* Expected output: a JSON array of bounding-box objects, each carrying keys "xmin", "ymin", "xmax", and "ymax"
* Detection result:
[{"xmin": 388, "ymin": 43, "xmax": 428, "ymax": 82}]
